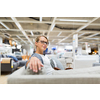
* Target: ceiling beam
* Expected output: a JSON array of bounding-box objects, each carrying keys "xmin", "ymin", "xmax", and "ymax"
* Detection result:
[
  {"xmin": 47, "ymin": 17, "xmax": 57, "ymax": 38},
  {"xmin": 57, "ymin": 32, "xmax": 62, "ymax": 36},
  {"xmin": 79, "ymin": 33, "xmax": 100, "ymax": 41},
  {"xmin": 58, "ymin": 17, "xmax": 99, "ymax": 43},
  {"xmin": 0, "ymin": 19, "xmax": 100, "ymax": 26},
  {"xmin": 11, "ymin": 17, "xmax": 33, "ymax": 45},
  {"xmin": 0, "ymin": 22, "xmax": 10, "ymax": 29},
  {"xmin": 0, "ymin": 29, "xmax": 100, "ymax": 34},
  {"xmin": 16, "ymin": 35, "xmax": 27, "ymax": 44},
  {"xmin": 55, "ymin": 22, "xmax": 100, "ymax": 26},
  {"xmin": 31, "ymin": 31, "xmax": 34, "ymax": 36},
  {"xmin": 43, "ymin": 31, "xmax": 45, "ymax": 35}
]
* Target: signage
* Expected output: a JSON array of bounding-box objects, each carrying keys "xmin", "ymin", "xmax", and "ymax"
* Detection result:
[{"xmin": 73, "ymin": 34, "xmax": 78, "ymax": 48}]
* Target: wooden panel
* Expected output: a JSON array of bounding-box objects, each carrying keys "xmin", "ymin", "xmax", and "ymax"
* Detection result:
[{"xmin": 1, "ymin": 58, "xmax": 11, "ymax": 63}]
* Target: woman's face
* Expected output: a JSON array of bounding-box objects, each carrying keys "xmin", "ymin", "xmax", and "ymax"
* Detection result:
[{"xmin": 35, "ymin": 37, "xmax": 48, "ymax": 52}]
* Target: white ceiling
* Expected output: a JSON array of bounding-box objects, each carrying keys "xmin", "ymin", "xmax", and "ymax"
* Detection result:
[{"xmin": 0, "ymin": 17, "xmax": 100, "ymax": 49}]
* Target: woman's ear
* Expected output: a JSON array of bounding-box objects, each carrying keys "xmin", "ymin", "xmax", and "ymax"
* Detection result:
[{"xmin": 35, "ymin": 42, "xmax": 38, "ymax": 47}]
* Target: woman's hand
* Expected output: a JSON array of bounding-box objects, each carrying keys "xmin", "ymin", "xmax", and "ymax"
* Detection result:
[{"xmin": 29, "ymin": 57, "xmax": 44, "ymax": 72}]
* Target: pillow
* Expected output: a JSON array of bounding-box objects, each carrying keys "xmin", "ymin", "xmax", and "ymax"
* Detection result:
[
  {"xmin": 7, "ymin": 55, "xmax": 18, "ymax": 62},
  {"xmin": 50, "ymin": 59, "xmax": 57, "ymax": 68},
  {"xmin": 50, "ymin": 57, "xmax": 64, "ymax": 70}
]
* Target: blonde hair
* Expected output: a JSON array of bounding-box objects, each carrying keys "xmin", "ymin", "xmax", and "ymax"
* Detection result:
[{"xmin": 35, "ymin": 35, "xmax": 48, "ymax": 43}]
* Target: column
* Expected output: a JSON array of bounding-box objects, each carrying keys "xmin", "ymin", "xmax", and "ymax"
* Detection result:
[
  {"xmin": 73, "ymin": 34, "xmax": 78, "ymax": 69},
  {"xmin": 85, "ymin": 42, "xmax": 88, "ymax": 55},
  {"xmin": 0, "ymin": 37, "xmax": 2, "ymax": 44},
  {"xmin": 77, "ymin": 45, "xmax": 82, "ymax": 55}
]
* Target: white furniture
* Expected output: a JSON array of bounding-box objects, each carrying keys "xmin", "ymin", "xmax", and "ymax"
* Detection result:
[
  {"xmin": 74, "ymin": 55, "xmax": 98, "ymax": 69},
  {"xmin": 63, "ymin": 52, "xmax": 73, "ymax": 68},
  {"xmin": 75, "ymin": 55, "xmax": 99, "ymax": 62},
  {"xmin": 75, "ymin": 59, "xmax": 96, "ymax": 69}
]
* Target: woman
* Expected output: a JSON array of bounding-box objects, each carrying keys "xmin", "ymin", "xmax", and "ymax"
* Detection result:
[{"xmin": 25, "ymin": 35, "xmax": 55, "ymax": 75}]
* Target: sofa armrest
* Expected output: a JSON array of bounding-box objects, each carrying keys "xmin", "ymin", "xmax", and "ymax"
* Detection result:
[
  {"xmin": 1, "ymin": 58, "xmax": 12, "ymax": 63},
  {"xmin": 7, "ymin": 67, "xmax": 100, "ymax": 84},
  {"xmin": 1, "ymin": 58, "xmax": 14, "ymax": 72},
  {"xmin": 7, "ymin": 74, "xmax": 100, "ymax": 84}
]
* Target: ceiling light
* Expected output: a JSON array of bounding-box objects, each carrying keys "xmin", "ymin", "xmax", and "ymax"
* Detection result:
[{"xmin": 57, "ymin": 19, "xmax": 88, "ymax": 22}]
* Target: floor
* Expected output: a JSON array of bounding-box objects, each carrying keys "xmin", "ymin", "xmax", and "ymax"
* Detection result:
[
  {"xmin": 0, "ymin": 73, "xmax": 9, "ymax": 84},
  {"xmin": 0, "ymin": 72, "xmax": 14, "ymax": 84},
  {"xmin": 0, "ymin": 75, "xmax": 7, "ymax": 84},
  {"xmin": 0, "ymin": 67, "xmax": 22, "ymax": 84}
]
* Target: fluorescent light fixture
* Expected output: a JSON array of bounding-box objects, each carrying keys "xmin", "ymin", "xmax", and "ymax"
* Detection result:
[
  {"xmin": 57, "ymin": 19, "xmax": 88, "ymax": 22},
  {"xmin": 40, "ymin": 17, "xmax": 42, "ymax": 22},
  {"xmin": 57, "ymin": 32, "xmax": 62, "ymax": 36},
  {"xmin": 50, "ymin": 24, "xmax": 55, "ymax": 31},
  {"xmin": 78, "ymin": 33, "xmax": 85, "ymax": 37},
  {"xmin": 31, "ymin": 31, "xmax": 34, "ymax": 36},
  {"xmin": 0, "ymin": 22, "xmax": 9, "ymax": 29}
]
